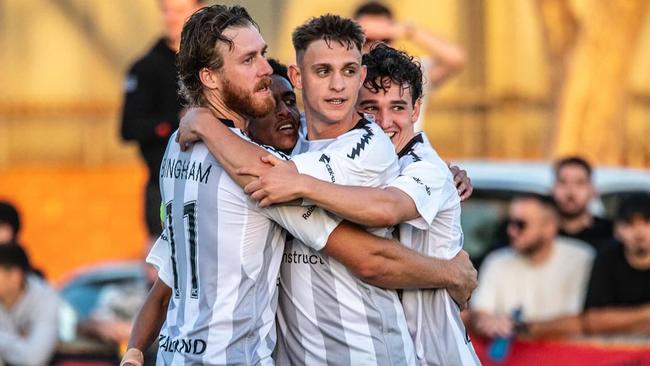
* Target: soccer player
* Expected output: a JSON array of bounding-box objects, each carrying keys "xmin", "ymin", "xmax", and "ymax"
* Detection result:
[
  {"xmin": 241, "ymin": 44, "xmax": 481, "ymax": 365},
  {"xmin": 176, "ymin": 14, "xmax": 477, "ymax": 365},
  {"xmin": 123, "ymin": 8, "xmax": 476, "ymax": 366}
]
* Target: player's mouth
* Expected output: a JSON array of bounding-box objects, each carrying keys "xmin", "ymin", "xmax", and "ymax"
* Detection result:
[
  {"xmin": 276, "ymin": 119, "xmax": 298, "ymax": 135},
  {"xmin": 385, "ymin": 131, "xmax": 396, "ymax": 139},
  {"xmin": 324, "ymin": 98, "xmax": 347, "ymax": 107},
  {"xmin": 255, "ymin": 78, "xmax": 272, "ymax": 96}
]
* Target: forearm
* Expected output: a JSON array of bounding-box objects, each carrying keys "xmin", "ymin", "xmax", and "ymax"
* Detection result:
[
  {"xmin": 525, "ymin": 315, "xmax": 583, "ymax": 340},
  {"xmin": 195, "ymin": 119, "xmax": 272, "ymax": 188},
  {"xmin": 583, "ymin": 305, "xmax": 650, "ymax": 335},
  {"xmin": 324, "ymin": 221, "xmax": 457, "ymax": 289},
  {"xmin": 127, "ymin": 280, "xmax": 171, "ymax": 351},
  {"xmin": 407, "ymin": 26, "xmax": 466, "ymax": 86},
  {"xmin": 301, "ymin": 176, "xmax": 415, "ymax": 227}
]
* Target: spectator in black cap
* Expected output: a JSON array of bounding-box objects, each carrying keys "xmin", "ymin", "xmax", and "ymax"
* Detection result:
[{"xmin": 582, "ymin": 193, "xmax": 650, "ymax": 335}]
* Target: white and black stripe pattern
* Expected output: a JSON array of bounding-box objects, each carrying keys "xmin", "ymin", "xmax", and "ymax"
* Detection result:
[
  {"xmin": 391, "ymin": 133, "xmax": 481, "ymax": 366},
  {"xmin": 277, "ymin": 121, "xmax": 417, "ymax": 365}
]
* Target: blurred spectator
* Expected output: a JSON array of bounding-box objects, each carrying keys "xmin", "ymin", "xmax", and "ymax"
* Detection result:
[
  {"xmin": 582, "ymin": 193, "xmax": 650, "ymax": 335},
  {"xmin": 120, "ymin": 0, "xmax": 203, "ymax": 239},
  {"xmin": 0, "ymin": 244, "xmax": 59, "ymax": 366},
  {"xmin": 77, "ymin": 258, "xmax": 159, "ymax": 365},
  {"xmin": 0, "ymin": 201, "xmax": 20, "ymax": 245},
  {"xmin": 352, "ymin": 1, "xmax": 466, "ymax": 132},
  {"xmin": 553, "ymin": 156, "xmax": 614, "ymax": 251},
  {"xmin": 470, "ymin": 194, "xmax": 594, "ymax": 339}
]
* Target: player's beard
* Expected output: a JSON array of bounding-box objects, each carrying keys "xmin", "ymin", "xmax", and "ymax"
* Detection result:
[{"xmin": 222, "ymin": 76, "xmax": 274, "ymax": 118}]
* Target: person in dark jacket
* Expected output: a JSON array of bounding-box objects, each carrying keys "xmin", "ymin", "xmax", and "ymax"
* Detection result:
[{"xmin": 121, "ymin": 0, "xmax": 203, "ymax": 238}]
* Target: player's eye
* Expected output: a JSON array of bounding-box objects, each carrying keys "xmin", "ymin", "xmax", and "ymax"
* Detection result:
[
  {"xmin": 284, "ymin": 97, "xmax": 296, "ymax": 107},
  {"xmin": 392, "ymin": 106, "xmax": 405, "ymax": 112},
  {"xmin": 316, "ymin": 68, "xmax": 329, "ymax": 77},
  {"xmin": 343, "ymin": 67, "xmax": 357, "ymax": 76},
  {"xmin": 364, "ymin": 106, "xmax": 378, "ymax": 112}
]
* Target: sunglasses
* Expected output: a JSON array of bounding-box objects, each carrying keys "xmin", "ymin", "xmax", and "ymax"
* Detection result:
[{"xmin": 507, "ymin": 218, "xmax": 528, "ymax": 231}]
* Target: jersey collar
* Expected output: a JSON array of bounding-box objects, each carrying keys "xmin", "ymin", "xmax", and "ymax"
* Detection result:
[{"xmin": 397, "ymin": 133, "xmax": 424, "ymax": 159}]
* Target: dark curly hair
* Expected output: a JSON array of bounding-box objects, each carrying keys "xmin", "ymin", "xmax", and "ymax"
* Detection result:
[
  {"xmin": 177, "ymin": 5, "xmax": 258, "ymax": 106},
  {"xmin": 292, "ymin": 14, "xmax": 365, "ymax": 58},
  {"xmin": 362, "ymin": 43, "xmax": 423, "ymax": 105},
  {"xmin": 267, "ymin": 58, "xmax": 288, "ymax": 81}
]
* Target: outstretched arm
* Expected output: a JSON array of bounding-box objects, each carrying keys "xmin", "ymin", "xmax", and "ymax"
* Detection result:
[
  {"xmin": 176, "ymin": 107, "xmax": 294, "ymax": 188},
  {"xmin": 324, "ymin": 221, "xmax": 477, "ymax": 308},
  {"xmin": 121, "ymin": 279, "xmax": 172, "ymax": 366},
  {"xmin": 362, "ymin": 20, "xmax": 465, "ymax": 88},
  {"xmin": 242, "ymin": 155, "xmax": 473, "ymax": 226},
  {"xmin": 240, "ymin": 154, "xmax": 418, "ymax": 226}
]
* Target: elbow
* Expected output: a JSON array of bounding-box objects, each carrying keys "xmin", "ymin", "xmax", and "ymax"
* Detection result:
[
  {"xmin": 450, "ymin": 49, "xmax": 467, "ymax": 71},
  {"xmin": 368, "ymin": 206, "xmax": 401, "ymax": 228},
  {"xmin": 353, "ymin": 256, "xmax": 390, "ymax": 287}
]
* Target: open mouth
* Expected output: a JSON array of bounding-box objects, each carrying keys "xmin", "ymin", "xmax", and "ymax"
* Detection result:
[
  {"xmin": 276, "ymin": 120, "xmax": 297, "ymax": 134},
  {"xmin": 385, "ymin": 131, "xmax": 396, "ymax": 139}
]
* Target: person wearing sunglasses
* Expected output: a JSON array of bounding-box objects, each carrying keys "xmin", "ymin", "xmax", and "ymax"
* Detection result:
[{"xmin": 468, "ymin": 193, "xmax": 595, "ymax": 340}]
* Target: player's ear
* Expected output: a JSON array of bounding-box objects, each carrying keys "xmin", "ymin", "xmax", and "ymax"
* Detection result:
[
  {"xmin": 288, "ymin": 65, "xmax": 302, "ymax": 90},
  {"xmin": 411, "ymin": 97, "xmax": 422, "ymax": 124},
  {"xmin": 199, "ymin": 67, "xmax": 220, "ymax": 90}
]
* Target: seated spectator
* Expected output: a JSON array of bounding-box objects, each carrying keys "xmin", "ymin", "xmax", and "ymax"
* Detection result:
[
  {"xmin": 0, "ymin": 244, "xmax": 59, "ymax": 365},
  {"xmin": 470, "ymin": 194, "xmax": 594, "ymax": 339},
  {"xmin": 582, "ymin": 193, "xmax": 650, "ymax": 335},
  {"xmin": 0, "ymin": 201, "xmax": 20, "ymax": 245},
  {"xmin": 553, "ymin": 156, "xmax": 614, "ymax": 251},
  {"xmin": 77, "ymin": 259, "xmax": 158, "ymax": 365}
]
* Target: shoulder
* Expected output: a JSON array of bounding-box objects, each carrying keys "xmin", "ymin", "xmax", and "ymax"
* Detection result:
[
  {"xmin": 338, "ymin": 119, "xmax": 396, "ymax": 163},
  {"xmin": 555, "ymin": 237, "xmax": 596, "ymax": 260},
  {"xmin": 128, "ymin": 39, "xmax": 168, "ymax": 74},
  {"xmin": 482, "ymin": 247, "xmax": 519, "ymax": 269}
]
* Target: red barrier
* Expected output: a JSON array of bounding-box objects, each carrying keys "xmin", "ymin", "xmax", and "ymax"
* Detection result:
[{"xmin": 472, "ymin": 335, "xmax": 650, "ymax": 366}]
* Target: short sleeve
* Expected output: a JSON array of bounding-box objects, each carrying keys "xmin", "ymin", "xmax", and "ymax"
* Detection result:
[
  {"xmin": 146, "ymin": 234, "xmax": 173, "ymax": 287},
  {"xmin": 388, "ymin": 160, "xmax": 448, "ymax": 225},
  {"xmin": 261, "ymin": 204, "xmax": 341, "ymax": 251},
  {"xmin": 146, "ymin": 234, "xmax": 169, "ymax": 272},
  {"xmin": 291, "ymin": 120, "xmax": 398, "ymax": 185}
]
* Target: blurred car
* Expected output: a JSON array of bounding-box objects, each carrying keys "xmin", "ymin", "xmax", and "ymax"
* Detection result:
[
  {"xmin": 54, "ymin": 261, "xmax": 149, "ymax": 365},
  {"xmin": 457, "ymin": 160, "xmax": 650, "ymax": 265}
]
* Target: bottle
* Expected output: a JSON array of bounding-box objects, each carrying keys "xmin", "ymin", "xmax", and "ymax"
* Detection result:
[{"xmin": 487, "ymin": 307, "xmax": 523, "ymax": 363}]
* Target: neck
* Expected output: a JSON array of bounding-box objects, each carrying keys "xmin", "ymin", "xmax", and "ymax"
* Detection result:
[
  {"xmin": 560, "ymin": 212, "xmax": 592, "ymax": 234},
  {"xmin": 304, "ymin": 108, "xmax": 358, "ymax": 140},
  {"xmin": 205, "ymin": 95, "xmax": 247, "ymax": 130},
  {"xmin": 526, "ymin": 240, "xmax": 553, "ymax": 266}
]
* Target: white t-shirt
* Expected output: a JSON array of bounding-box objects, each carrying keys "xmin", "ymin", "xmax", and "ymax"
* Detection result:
[{"xmin": 471, "ymin": 237, "xmax": 595, "ymax": 321}]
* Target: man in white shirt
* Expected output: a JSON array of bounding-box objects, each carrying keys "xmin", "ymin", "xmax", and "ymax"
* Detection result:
[{"xmin": 470, "ymin": 194, "xmax": 594, "ymax": 339}]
